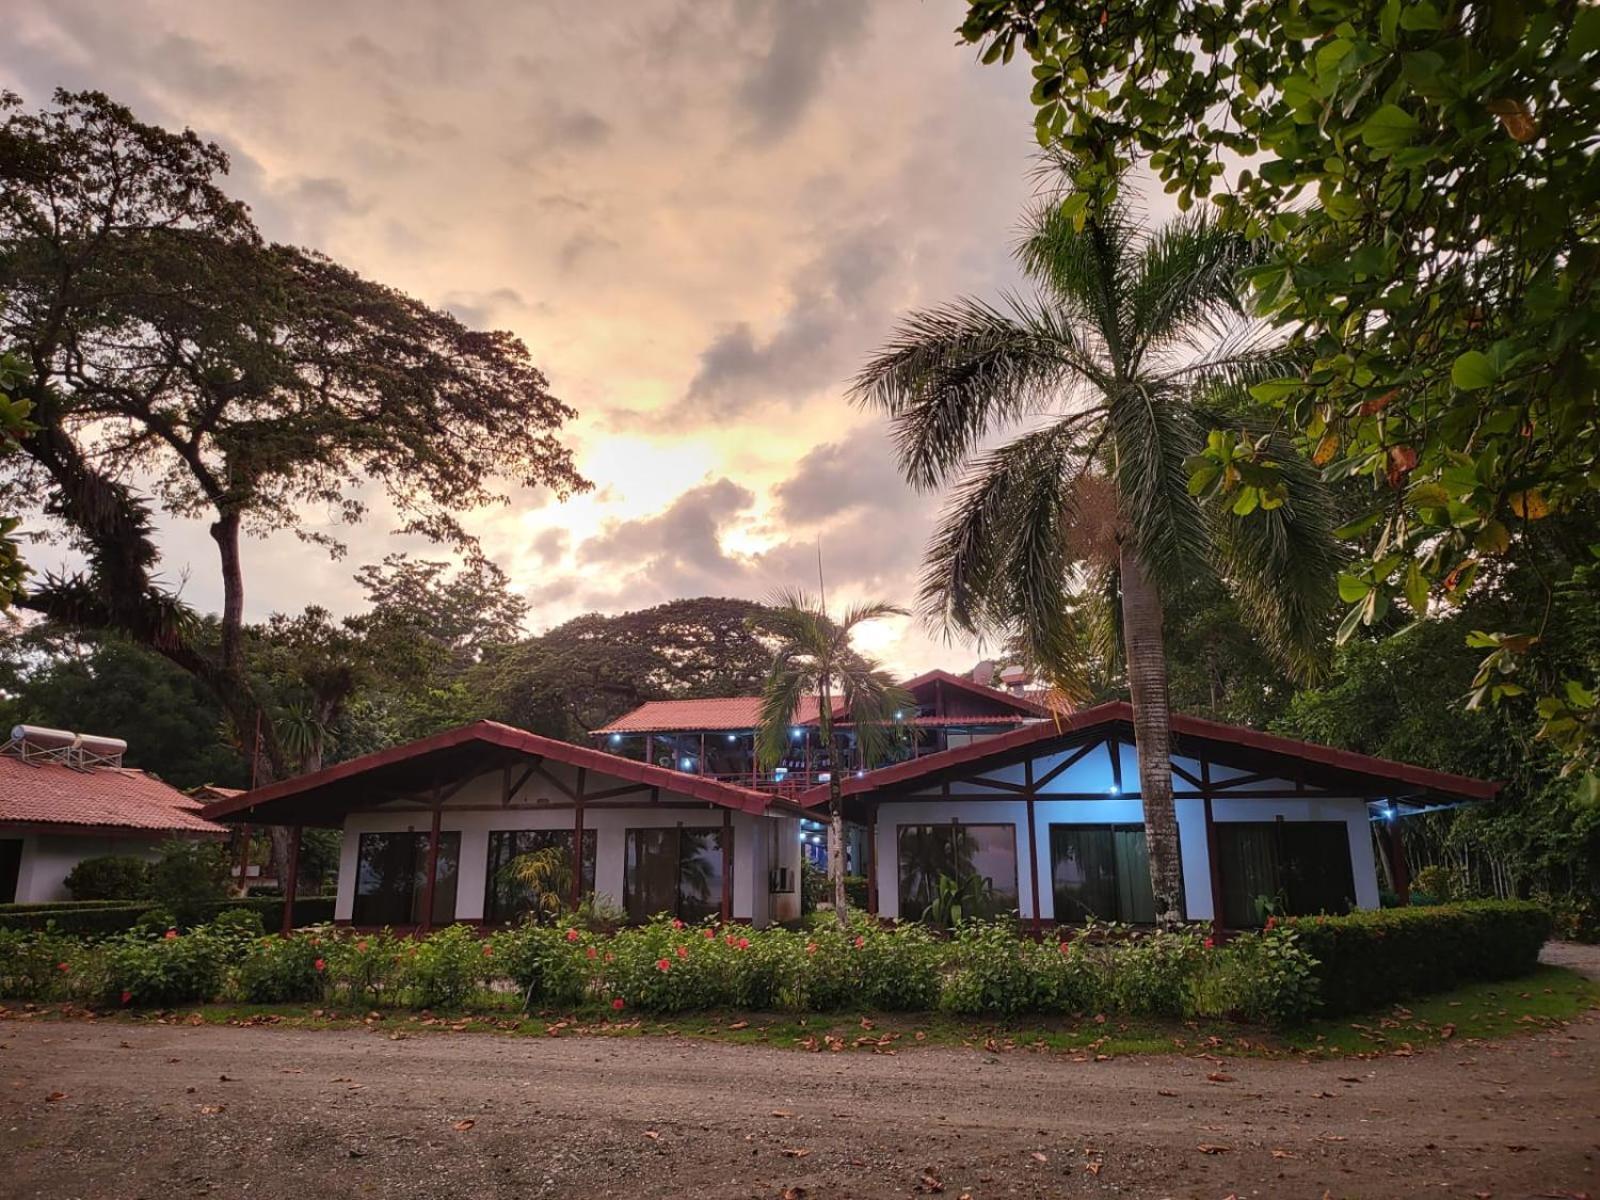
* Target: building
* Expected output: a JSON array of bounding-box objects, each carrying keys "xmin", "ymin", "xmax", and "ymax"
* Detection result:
[
  {"xmin": 0, "ymin": 726, "xmax": 228, "ymax": 904},
  {"xmin": 202, "ymin": 721, "xmax": 810, "ymax": 931},
  {"xmin": 591, "ymin": 669, "xmax": 1055, "ymax": 795},
  {"xmin": 796, "ymin": 701, "xmax": 1497, "ymax": 929}
]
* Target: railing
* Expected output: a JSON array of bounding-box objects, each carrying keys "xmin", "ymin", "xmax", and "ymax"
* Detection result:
[{"xmin": 707, "ymin": 770, "xmax": 843, "ymax": 796}]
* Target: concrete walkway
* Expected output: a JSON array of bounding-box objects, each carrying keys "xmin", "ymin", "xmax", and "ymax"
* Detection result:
[{"xmin": 1541, "ymin": 938, "xmax": 1600, "ymax": 979}]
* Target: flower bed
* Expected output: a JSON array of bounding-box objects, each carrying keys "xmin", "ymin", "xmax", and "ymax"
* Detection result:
[{"xmin": 0, "ymin": 901, "xmax": 1550, "ymax": 1027}]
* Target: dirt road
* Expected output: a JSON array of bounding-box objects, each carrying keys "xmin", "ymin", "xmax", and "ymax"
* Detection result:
[{"xmin": 2, "ymin": 1004, "xmax": 1596, "ymax": 1200}]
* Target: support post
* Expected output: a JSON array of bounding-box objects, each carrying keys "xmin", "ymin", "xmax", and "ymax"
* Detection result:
[
  {"xmin": 720, "ymin": 806, "xmax": 733, "ymax": 923},
  {"xmin": 420, "ymin": 799, "xmax": 442, "ymax": 933},
  {"xmin": 700, "ymin": 732, "xmax": 707, "ymax": 776},
  {"xmin": 1025, "ymin": 759, "xmax": 1042, "ymax": 937},
  {"xmin": 1200, "ymin": 754, "xmax": 1224, "ymax": 936},
  {"xmin": 234, "ymin": 823, "xmax": 253, "ymax": 897},
  {"xmin": 572, "ymin": 768, "xmax": 587, "ymax": 912},
  {"xmin": 645, "ymin": 734, "xmax": 654, "ymax": 768},
  {"xmin": 1385, "ymin": 814, "xmax": 1411, "ymax": 906},
  {"xmin": 866, "ymin": 802, "xmax": 879, "ymax": 916},
  {"xmin": 280, "ymin": 826, "xmax": 301, "ymax": 935}
]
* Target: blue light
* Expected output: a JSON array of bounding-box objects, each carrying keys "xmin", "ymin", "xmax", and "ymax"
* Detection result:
[
  {"xmin": 609, "ymin": 734, "xmax": 621, "ymax": 744},
  {"xmin": 727, "ymin": 734, "xmax": 737, "ymax": 742},
  {"xmin": 791, "ymin": 727, "xmax": 802, "ymax": 739},
  {"xmin": 1108, "ymin": 785, "xmax": 1119, "ymax": 795},
  {"xmin": 681, "ymin": 758, "xmax": 693, "ymax": 770}
]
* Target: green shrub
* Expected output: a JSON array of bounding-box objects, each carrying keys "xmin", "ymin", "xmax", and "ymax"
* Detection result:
[
  {"xmin": 97, "ymin": 928, "xmax": 229, "ymax": 1007},
  {"xmin": 1193, "ymin": 927, "xmax": 1321, "ymax": 1024},
  {"xmin": 792, "ymin": 924, "xmax": 863, "ymax": 1011},
  {"xmin": 236, "ymin": 931, "xmax": 328, "ymax": 1004},
  {"xmin": 408, "ymin": 923, "xmax": 487, "ymax": 1009},
  {"xmin": 1105, "ymin": 928, "xmax": 1206, "ymax": 1018},
  {"xmin": 490, "ymin": 923, "xmax": 593, "ymax": 1008},
  {"xmin": 0, "ymin": 928, "xmax": 81, "ymax": 1000},
  {"xmin": 941, "ymin": 919, "xmax": 1055, "ymax": 1016},
  {"xmin": 854, "ymin": 921, "xmax": 940, "ymax": 1011},
  {"xmin": 1284, "ymin": 900, "xmax": 1551, "ymax": 1015},
  {"xmin": 0, "ymin": 895, "xmax": 336, "ymax": 936},
  {"xmin": 63, "ymin": 855, "xmax": 153, "ymax": 901},
  {"xmin": 324, "ymin": 929, "xmax": 410, "ymax": 1006},
  {"xmin": 148, "ymin": 840, "xmax": 231, "ymax": 922}
]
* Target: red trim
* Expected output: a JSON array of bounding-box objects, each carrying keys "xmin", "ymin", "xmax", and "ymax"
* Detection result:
[
  {"xmin": 201, "ymin": 720, "xmax": 802, "ymax": 824},
  {"xmin": 796, "ymin": 701, "xmax": 1500, "ymax": 805}
]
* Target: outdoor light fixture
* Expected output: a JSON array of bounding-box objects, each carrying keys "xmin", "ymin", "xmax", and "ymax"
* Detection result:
[
  {"xmin": 609, "ymin": 733, "xmax": 621, "ymax": 744},
  {"xmin": 791, "ymin": 727, "xmax": 802, "ymax": 739},
  {"xmin": 894, "ymin": 710, "xmax": 903, "ymax": 720},
  {"xmin": 1108, "ymin": 785, "xmax": 1119, "ymax": 795},
  {"xmin": 727, "ymin": 734, "xmax": 736, "ymax": 742},
  {"xmin": 681, "ymin": 758, "xmax": 693, "ymax": 770}
]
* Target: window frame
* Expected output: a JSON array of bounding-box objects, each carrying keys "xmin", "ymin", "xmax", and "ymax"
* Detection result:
[{"xmin": 894, "ymin": 821, "xmax": 1019, "ymax": 921}]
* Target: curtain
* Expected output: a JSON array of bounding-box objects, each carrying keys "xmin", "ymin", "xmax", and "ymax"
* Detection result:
[
  {"xmin": 483, "ymin": 829, "xmax": 598, "ymax": 923},
  {"xmin": 1217, "ymin": 824, "xmax": 1282, "ymax": 928},
  {"xmin": 353, "ymin": 832, "xmax": 460, "ymax": 926},
  {"xmin": 624, "ymin": 827, "xmax": 727, "ymax": 923},
  {"xmin": 1050, "ymin": 825, "xmax": 1159, "ymax": 924}
]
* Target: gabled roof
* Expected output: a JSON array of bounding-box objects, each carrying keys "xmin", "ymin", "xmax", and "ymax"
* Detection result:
[
  {"xmin": 592, "ymin": 696, "xmax": 839, "ymax": 735},
  {"xmin": 202, "ymin": 719, "xmax": 808, "ymax": 827},
  {"xmin": 899, "ymin": 668, "xmax": 1056, "ymax": 718},
  {"xmin": 798, "ymin": 701, "xmax": 1500, "ymax": 806},
  {"xmin": 0, "ymin": 755, "xmax": 228, "ymax": 836}
]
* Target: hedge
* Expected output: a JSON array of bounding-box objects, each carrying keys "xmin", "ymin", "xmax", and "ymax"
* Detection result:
[
  {"xmin": 1283, "ymin": 900, "xmax": 1552, "ymax": 1016},
  {"xmin": 0, "ymin": 895, "xmax": 336, "ymax": 936}
]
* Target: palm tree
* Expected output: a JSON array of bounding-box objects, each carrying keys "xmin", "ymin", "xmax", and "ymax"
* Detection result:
[
  {"xmin": 751, "ymin": 590, "xmax": 914, "ymax": 928},
  {"xmin": 852, "ymin": 182, "xmax": 1337, "ymax": 928}
]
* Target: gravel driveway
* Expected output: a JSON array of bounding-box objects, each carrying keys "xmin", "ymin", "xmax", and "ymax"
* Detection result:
[{"xmin": 3, "ymin": 998, "xmax": 1597, "ymax": 1200}]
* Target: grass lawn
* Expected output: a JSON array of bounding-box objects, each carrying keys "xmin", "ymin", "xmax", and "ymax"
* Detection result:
[{"xmin": 24, "ymin": 964, "xmax": 1593, "ymax": 1061}]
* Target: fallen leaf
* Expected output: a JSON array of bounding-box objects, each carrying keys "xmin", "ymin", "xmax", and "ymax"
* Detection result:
[
  {"xmin": 1085, "ymin": 1161, "xmax": 1102, "ymax": 1176},
  {"xmin": 642, "ymin": 1129, "xmax": 659, "ymax": 1140},
  {"xmin": 199, "ymin": 1104, "xmax": 225, "ymax": 1115},
  {"xmin": 451, "ymin": 1119, "xmax": 475, "ymax": 1132},
  {"xmin": 727, "ymin": 1021, "xmax": 748, "ymax": 1031},
  {"xmin": 770, "ymin": 1109, "xmax": 794, "ymax": 1118},
  {"xmin": 1271, "ymin": 1148, "xmax": 1297, "ymax": 1159},
  {"xmin": 780, "ymin": 1148, "xmax": 810, "ymax": 1159},
  {"xmin": 1440, "ymin": 1023, "xmax": 1456, "ymax": 1040},
  {"xmin": 1030, "ymin": 1151, "xmax": 1048, "ymax": 1163},
  {"xmin": 1207, "ymin": 1072, "xmax": 1236, "ymax": 1083},
  {"xmin": 1157, "ymin": 1088, "xmax": 1178, "ymax": 1097},
  {"xmin": 45, "ymin": 1091, "xmax": 68, "ymax": 1102},
  {"xmin": 781, "ymin": 1189, "xmax": 807, "ymax": 1200},
  {"xmin": 1197, "ymin": 1144, "xmax": 1232, "ymax": 1154},
  {"xmin": 918, "ymin": 1171, "xmax": 944, "ymax": 1193}
]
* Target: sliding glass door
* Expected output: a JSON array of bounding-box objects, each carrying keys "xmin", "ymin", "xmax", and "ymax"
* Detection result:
[
  {"xmin": 352, "ymin": 831, "xmax": 461, "ymax": 926},
  {"xmin": 895, "ymin": 823, "xmax": 1018, "ymax": 921},
  {"xmin": 623, "ymin": 826, "xmax": 728, "ymax": 924},
  {"xmin": 1216, "ymin": 821, "xmax": 1355, "ymax": 926},
  {"xmin": 1049, "ymin": 825, "xmax": 1160, "ymax": 924}
]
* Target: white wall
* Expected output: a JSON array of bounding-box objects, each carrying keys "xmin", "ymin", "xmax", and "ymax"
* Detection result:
[
  {"xmin": 872, "ymin": 739, "xmax": 1380, "ymax": 922},
  {"xmin": 333, "ymin": 763, "xmax": 796, "ymax": 927},
  {"xmin": 11, "ymin": 834, "xmax": 169, "ymax": 904}
]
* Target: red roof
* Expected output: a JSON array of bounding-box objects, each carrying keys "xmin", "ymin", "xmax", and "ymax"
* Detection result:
[
  {"xmin": 899, "ymin": 669, "xmax": 1056, "ymax": 718},
  {"xmin": 0, "ymin": 755, "xmax": 228, "ymax": 836},
  {"xmin": 593, "ymin": 696, "xmax": 839, "ymax": 735},
  {"xmin": 798, "ymin": 701, "xmax": 1500, "ymax": 805},
  {"xmin": 203, "ymin": 720, "xmax": 809, "ymax": 826}
]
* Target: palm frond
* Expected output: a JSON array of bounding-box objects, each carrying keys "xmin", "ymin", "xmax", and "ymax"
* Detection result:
[
  {"xmin": 1126, "ymin": 211, "xmax": 1264, "ymax": 364},
  {"xmin": 754, "ymin": 659, "xmax": 811, "ymax": 771},
  {"xmin": 850, "ymin": 295, "xmax": 1103, "ymax": 490},
  {"xmin": 1107, "ymin": 382, "xmax": 1208, "ymax": 593}
]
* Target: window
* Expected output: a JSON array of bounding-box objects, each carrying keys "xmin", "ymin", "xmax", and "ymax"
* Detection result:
[
  {"xmin": 0, "ymin": 838, "xmax": 19, "ymax": 904},
  {"xmin": 352, "ymin": 831, "xmax": 460, "ymax": 926},
  {"xmin": 1216, "ymin": 821, "xmax": 1356, "ymax": 927},
  {"xmin": 896, "ymin": 823, "xmax": 1018, "ymax": 921},
  {"xmin": 624, "ymin": 826, "xmax": 728, "ymax": 924},
  {"xmin": 483, "ymin": 829, "xmax": 598, "ymax": 924},
  {"xmin": 1049, "ymin": 824, "xmax": 1165, "ymax": 925}
]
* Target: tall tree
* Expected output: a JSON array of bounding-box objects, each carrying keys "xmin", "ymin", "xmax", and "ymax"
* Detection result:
[
  {"xmin": 0, "ymin": 90, "xmax": 586, "ymax": 796},
  {"xmin": 750, "ymin": 590, "xmax": 911, "ymax": 928},
  {"xmin": 959, "ymin": 0, "xmax": 1600, "ymax": 777},
  {"xmin": 854, "ymin": 184, "xmax": 1338, "ymax": 927}
]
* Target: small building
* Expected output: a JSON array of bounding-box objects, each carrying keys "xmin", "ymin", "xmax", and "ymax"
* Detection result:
[
  {"xmin": 591, "ymin": 669, "xmax": 1055, "ymax": 795},
  {"xmin": 202, "ymin": 721, "xmax": 809, "ymax": 931},
  {"xmin": 799, "ymin": 701, "xmax": 1497, "ymax": 929},
  {"xmin": 0, "ymin": 725, "xmax": 228, "ymax": 904}
]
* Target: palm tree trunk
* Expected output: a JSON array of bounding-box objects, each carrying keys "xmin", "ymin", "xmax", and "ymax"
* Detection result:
[
  {"xmin": 820, "ymin": 692, "xmax": 849, "ymax": 929},
  {"xmin": 1118, "ymin": 540, "xmax": 1185, "ymax": 929}
]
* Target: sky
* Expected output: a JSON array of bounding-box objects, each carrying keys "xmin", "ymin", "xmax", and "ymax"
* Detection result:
[{"xmin": 4, "ymin": 0, "xmax": 1055, "ymax": 675}]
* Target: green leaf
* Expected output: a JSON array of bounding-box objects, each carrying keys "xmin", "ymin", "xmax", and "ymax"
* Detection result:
[
  {"xmin": 1335, "ymin": 602, "xmax": 1365, "ymax": 645},
  {"xmin": 1403, "ymin": 560, "xmax": 1429, "ymax": 616},
  {"xmin": 1361, "ymin": 104, "xmax": 1420, "ymax": 154},
  {"xmin": 1450, "ymin": 350, "xmax": 1498, "ymax": 391},
  {"xmin": 1399, "ymin": 1, "xmax": 1443, "ymax": 30},
  {"xmin": 1249, "ymin": 377, "xmax": 1303, "ymax": 403},
  {"xmin": 1337, "ymin": 573, "xmax": 1372, "ymax": 603}
]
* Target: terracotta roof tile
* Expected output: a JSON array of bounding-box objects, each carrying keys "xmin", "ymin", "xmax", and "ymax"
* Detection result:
[
  {"xmin": 0, "ymin": 755, "xmax": 229, "ymax": 835},
  {"xmin": 594, "ymin": 696, "xmax": 836, "ymax": 735}
]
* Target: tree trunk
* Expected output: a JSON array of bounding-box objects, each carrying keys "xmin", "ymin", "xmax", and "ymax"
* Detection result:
[
  {"xmin": 1118, "ymin": 540, "xmax": 1185, "ymax": 929},
  {"xmin": 820, "ymin": 682, "xmax": 849, "ymax": 929}
]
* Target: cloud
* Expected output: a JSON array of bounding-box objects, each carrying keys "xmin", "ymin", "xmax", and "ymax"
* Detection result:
[
  {"xmin": 737, "ymin": 0, "xmax": 869, "ymax": 139},
  {"xmin": 579, "ymin": 478, "xmax": 754, "ymax": 579},
  {"xmin": 773, "ymin": 431, "xmax": 916, "ymax": 525}
]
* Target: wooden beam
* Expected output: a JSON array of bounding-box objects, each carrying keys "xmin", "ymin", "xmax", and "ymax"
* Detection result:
[
  {"xmin": 962, "ymin": 774, "xmax": 1030, "ymax": 795},
  {"xmin": 1108, "ymin": 737, "xmax": 1124, "ymax": 793},
  {"xmin": 419, "ymin": 794, "xmax": 442, "ymax": 934},
  {"xmin": 502, "ymin": 763, "xmax": 536, "ymax": 806},
  {"xmin": 583, "ymin": 781, "xmax": 652, "ymax": 803},
  {"xmin": 571, "ymin": 768, "xmax": 587, "ymax": 912},
  {"xmin": 1024, "ymin": 758, "xmax": 1041, "ymax": 936},
  {"xmin": 1201, "ymin": 755, "xmax": 1224, "ymax": 937},
  {"xmin": 534, "ymin": 762, "xmax": 578, "ymax": 801},
  {"xmin": 280, "ymin": 826, "xmax": 301, "ymax": 936},
  {"xmin": 1032, "ymin": 740, "xmax": 1100, "ymax": 791},
  {"xmin": 720, "ymin": 806, "xmax": 733, "ymax": 923},
  {"xmin": 866, "ymin": 801, "xmax": 879, "ymax": 916}
]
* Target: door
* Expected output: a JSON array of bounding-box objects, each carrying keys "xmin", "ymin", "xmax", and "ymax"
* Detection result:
[{"xmin": 0, "ymin": 838, "xmax": 20, "ymax": 903}]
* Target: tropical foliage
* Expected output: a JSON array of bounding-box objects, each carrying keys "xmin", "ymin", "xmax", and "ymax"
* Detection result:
[{"xmin": 853, "ymin": 175, "xmax": 1340, "ymax": 925}]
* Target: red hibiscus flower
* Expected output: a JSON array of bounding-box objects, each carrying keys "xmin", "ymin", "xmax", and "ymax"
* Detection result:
[
  {"xmin": 56, "ymin": 961, "xmax": 70, "ymax": 973},
  {"xmin": 314, "ymin": 958, "xmax": 326, "ymax": 972},
  {"xmin": 565, "ymin": 928, "xmax": 580, "ymax": 942},
  {"xmin": 612, "ymin": 998, "xmax": 625, "ymax": 1011},
  {"xmin": 805, "ymin": 942, "xmax": 817, "ymax": 955},
  {"xmin": 1202, "ymin": 937, "xmax": 1215, "ymax": 950},
  {"xmin": 1058, "ymin": 942, "xmax": 1071, "ymax": 956},
  {"xmin": 119, "ymin": 989, "xmax": 132, "ymax": 1005},
  {"xmin": 356, "ymin": 939, "xmax": 369, "ymax": 952},
  {"xmin": 853, "ymin": 935, "xmax": 866, "ymax": 949},
  {"xmin": 702, "ymin": 928, "xmax": 715, "ymax": 940},
  {"xmin": 1264, "ymin": 916, "xmax": 1278, "ymax": 931},
  {"xmin": 675, "ymin": 944, "xmax": 688, "ymax": 959},
  {"xmin": 671, "ymin": 918, "xmax": 684, "ymax": 930},
  {"xmin": 163, "ymin": 929, "xmax": 178, "ymax": 940},
  {"xmin": 725, "ymin": 934, "xmax": 737, "ymax": 946},
  {"xmin": 655, "ymin": 958, "xmax": 670, "ymax": 972},
  {"xmin": 737, "ymin": 937, "xmax": 749, "ymax": 951},
  {"xmin": 482, "ymin": 944, "xmax": 494, "ymax": 957},
  {"xmin": 586, "ymin": 946, "xmax": 598, "ymax": 960}
]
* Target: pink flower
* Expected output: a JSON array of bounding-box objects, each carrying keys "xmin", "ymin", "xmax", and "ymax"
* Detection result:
[
  {"xmin": 702, "ymin": 928, "xmax": 715, "ymax": 940},
  {"xmin": 565, "ymin": 928, "xmax": 580, "ymax": 942},
  {"xmin": 119, "ymin": 989, "xmax": 132, "ymax": 1005},
  {"xmin": 737, "ymin": 937, "xmax": 749, "ymax": 951},
  {"xmin": 1264, "ymin": 916, "xmax": 1278, "ymax": 931},
  {"xmin": 612, "ymin": 998, "xmax": 625, "ymax": 1011},
  {"xmin": 482, "ymin": 944, "xmax": 493, "ymax": 957},
  {"xmin": 56, "ymin": 961, "xmax": 70, "ymax": 973},
  {"xmin": 314, "ymin": 958, "xmax": 326, "ymax": 972},
  {"xmin": 655, "ymin": 958, "xmax": 670, "ymax": 972},
  {"xmin": 586, "ymin": 946, "xmax": 598, "ymax": 960},
  {"xmin": 805, "ymin": 942, "xmax": 817, "ymax": 955},
  {"xmin": 163, "ymin": 929, "xmax": 178, "ymax": 940},
  {"xmin": 1203, "ymin": 936, "xmax": 1215, "ymax": 950},
  {"xmin": 725, "ymin": 935, "xmax": 737, "ymax": 947},
  {"xmin": 1058, "ymin": 942, "xmax": 1071, "ymax": 956},
  {"xmin": 853, "ymin": 935, "xmax": 865, "ymax": 949},
  {"xmin": 675, "ymin": 944, "xmax": 688, "ymax": 959},
  {"xmin": 356, "ymin": 939, "xmax": 369, "ymax": 952},
  {"xmin": 671, "ymin": 918, "xmax": 684, "ymax": 930}
]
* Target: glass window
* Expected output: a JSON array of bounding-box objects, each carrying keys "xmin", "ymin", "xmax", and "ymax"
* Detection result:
[
  {"xmin": 896, "ymin": 823, "xmax": 1018, "ymax": 921},
  {"xmin": 352, "ymin": 831, "xmax": 459, "ymax": 926},
  {"xmin": 483, "ymin": 829, "xmax": 598, "ymax": 924},
  {"xmin": 1050, "ymin": 824, "xmax": 1164, "ymax": 925},
  {"xmin": 1217, "ymin": 821, "xmax": 1355, "ymax": 927},
  {"xmin": 623, "ymin": 825, "xmax": 728, "ymax": 924},
  {"xmin": 0, "ymin": 838, "xmax": 20, "ymax": 904}
]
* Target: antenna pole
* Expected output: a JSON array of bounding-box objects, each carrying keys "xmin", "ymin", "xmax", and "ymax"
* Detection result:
[{"xmin": 816, "ymin": 538, "xmax": 827, "ymax": 619}]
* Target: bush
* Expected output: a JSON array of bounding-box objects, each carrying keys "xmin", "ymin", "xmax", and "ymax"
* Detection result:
[
  {"xmin": 324, "ymin": 929, "xmax": 410, "ymax": 1006},
  {"xmin": 0, "ymin": 928, "xmax": 81, "ymax": 1000},
  {"xmin": 941, "ymin": 920, "xmax": 1055, "ymax": 1016},
  {"xmin": 1193, "ymin": 927, "xmax": 1321, "ymax": 1024},
  {"xmin": 147, "ymin": 840, "xmax": 231, "ymax": 922},
  {"xmin": 407, "ymin": 923, "xmax": 486, "ymax": 1009},
  {"xmin": 491, "ymin": 922, "xmax": 592, "ymax": 1008},
  {"xmin": 97, "ymin": 927, "xmax": 230, "ymax": 1007},
  {"xmin": 0, "ymin": 895, "xmax": 336, "ymax": 936},
  {"xmin": 853, "ymin": 921, "xmax": 940, "ymax": 1011},
  {"xmin": 63, "ymin": 855, "xmax": 152, "ymax": 901},
  {"xmin": 236, "ymin": 931, "xmax": 329, "ymax": 1004},
  {"xmin": 1284, "ymin": 900, "xmax": 1552, "ymax": 1015},
  {"xmin": 1104, "ymin": 928, "xmax": 1206, "ymax": 1018}
]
